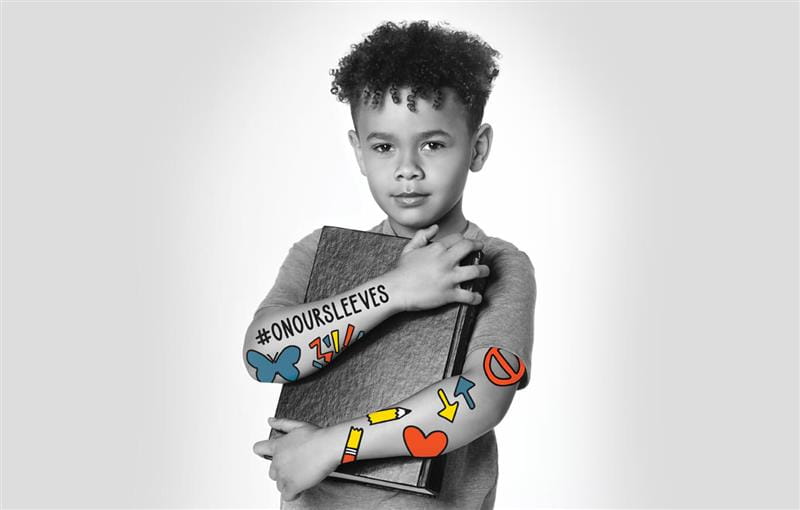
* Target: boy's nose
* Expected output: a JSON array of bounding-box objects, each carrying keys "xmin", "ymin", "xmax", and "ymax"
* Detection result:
[{"xmin": 394, "ymin": 155, "xmax": 424, "ymax": 181}]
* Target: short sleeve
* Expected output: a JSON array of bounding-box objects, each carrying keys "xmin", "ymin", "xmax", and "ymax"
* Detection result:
[
  {"xmin": 253, "ymin": 228, "xmax": 322, "ymax": 317},
  {"xmin": 468, "ymin": 248, "xmax": 536, "ymax": 389}
]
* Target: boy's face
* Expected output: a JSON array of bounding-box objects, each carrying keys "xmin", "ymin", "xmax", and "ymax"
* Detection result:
[{"xmin": 348, "ymin": 87, "xmax": 491, "ymax": 236}]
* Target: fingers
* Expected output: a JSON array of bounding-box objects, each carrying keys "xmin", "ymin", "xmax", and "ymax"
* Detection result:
[
  {"xmin": 401, "ymin": 224, "xmax": 439, "ymax": 255},
  {"xmin": 262, "ymin": 441, "xmax": 302, "ymax": 501},
  {"xmin": 268, "ymin": 417, "xmax": 307, "ymax": 433},
  {"xmin": 253, "ymin": 439, "xmax": 274, "ymax": 458},
  {"xmin": 451, "ymin": 287, "xmax": 483, "ymax": 306},
  {"xmin": 443, "ymin": 238, "xmax": 484, "ymax": 265},
  {"xmin": 284, "ymin": 490, "xmax": 302, "ymax": 502},
  {"xmin": 434, "ymin": 232, "xmax": 467, "ymax": 249},
  {"xmin": 452, "ymin": 264, "xmax": 490, "ymax": 284},
  {"xmin": 275, "ymin": 478, "xmax": 302, "ymax": 502}
]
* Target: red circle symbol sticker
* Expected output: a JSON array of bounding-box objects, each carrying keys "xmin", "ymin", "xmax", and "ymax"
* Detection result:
[{"xmin": 483, "ymin": 347, "xmax": 526, "ymax": 386}]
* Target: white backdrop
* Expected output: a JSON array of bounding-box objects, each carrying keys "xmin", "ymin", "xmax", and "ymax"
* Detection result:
[{"xmin": 2, "ymin": 1, "xmax": 797, "ymax": 509}]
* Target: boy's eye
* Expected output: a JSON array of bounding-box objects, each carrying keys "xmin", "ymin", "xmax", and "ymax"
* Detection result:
[
  {"xmin": 422, "ymin": 141, "xmax": 445, "ymax": 151},
  {"xmin": 372, "ymin": 143, "xmax": 393, "ymax": 153}
]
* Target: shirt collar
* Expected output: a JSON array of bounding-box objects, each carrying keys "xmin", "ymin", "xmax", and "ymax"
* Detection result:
[{"xmin": 374, "ymin": 218, "xmax": 485, "ymax": 241}]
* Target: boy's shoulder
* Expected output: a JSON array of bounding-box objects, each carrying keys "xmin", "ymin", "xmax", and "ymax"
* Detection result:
[
  {"xmin": 461, "ymin": 221, "xmax": 535, "ymax": 273},
  {"xmin": 469, "ymin": 226, "xmax": 529, "ymax": 259}
]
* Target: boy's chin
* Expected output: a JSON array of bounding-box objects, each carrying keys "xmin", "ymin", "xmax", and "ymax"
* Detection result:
[
  {"xmin": 386, "ymin": 211, "xmax": 440, "ymax": 232},
  {"xmin": 384, "ymin": 200, "xmax": 459, "ymax": 232}
]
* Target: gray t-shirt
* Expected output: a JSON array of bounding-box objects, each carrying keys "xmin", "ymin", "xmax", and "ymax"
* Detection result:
[{"xmin": 256, "ymin": 219, "xmax": 536, "ymax": 510}]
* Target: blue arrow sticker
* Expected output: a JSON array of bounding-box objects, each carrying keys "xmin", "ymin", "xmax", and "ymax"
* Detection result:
[{"xmin": 454, "ymin": 376, "xmax": 476, "ymax": 410}]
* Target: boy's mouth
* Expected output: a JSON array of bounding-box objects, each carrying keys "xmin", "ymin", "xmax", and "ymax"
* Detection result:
[
  {"xmin": 394, "ymin": 192, "xmax": 429, "ymax": 198},
  {"xmin": 393, "ymin": 191, "xmax": 430, "ymax": 207}
]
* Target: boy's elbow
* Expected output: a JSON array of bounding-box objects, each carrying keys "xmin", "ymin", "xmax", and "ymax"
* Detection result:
[
  {"xmin": 243, "ymin": 321, "xmax": 276, "ymax": 383},
  {"xmin": 242, "ymin": 307, "xmax": 280, "ymax": 360},
  {"xmin": 242, "ymin": 337, "xmax": 263, "ymax": 383},
  {"xmin": 243, "ymin": 355, "xmax": 261, "ymax": 382},
  {"xmin": 491, "ymin": 396, "xmax": 514, "ymax": 427},
  {"xmin": 471, "ymin": 394, "xmax": 511, "ymax": 432},
  {"xmin": 242, "ymin": 324, "xmax": 304, "ymax": 384},
  {"xmin": 467, "ymin": 369, "xmax": 518, "ymax": 429},
  {"xmin": 242, "ymin": 348, "xmax": 293, "ymax": 384},
  {"xmin": 242, "ymin": 322, "xmax": 257, "ymax": 375}
]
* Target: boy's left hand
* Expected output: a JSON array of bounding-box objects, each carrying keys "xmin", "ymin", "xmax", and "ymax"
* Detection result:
[{"xmin": 253, "ymin": 417, "xmax": 340, "ymax": 501}]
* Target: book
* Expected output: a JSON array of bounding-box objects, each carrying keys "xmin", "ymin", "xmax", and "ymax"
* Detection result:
[{"xmin": 266, "ymin": 225, "xmax": 487, "ymax": 496}]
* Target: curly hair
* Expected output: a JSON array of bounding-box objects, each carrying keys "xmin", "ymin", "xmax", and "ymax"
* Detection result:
[{"xmin": 329, "ymin": 20, "xmax": 501, "ymax": 134}]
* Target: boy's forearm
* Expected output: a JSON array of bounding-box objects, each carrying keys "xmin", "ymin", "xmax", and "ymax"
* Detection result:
[
  {"xmin": 243, "ymin": 272, "xmax": 405, "ymax": 382},
  {"xmin": 321, "ymin": 359, "xmax": 518, "ymax": 464}
]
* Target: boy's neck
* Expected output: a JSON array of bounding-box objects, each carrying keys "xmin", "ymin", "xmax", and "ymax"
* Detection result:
[{"xmin": 387, "ymin": 201, "xmax": 469, "ymax": 239}]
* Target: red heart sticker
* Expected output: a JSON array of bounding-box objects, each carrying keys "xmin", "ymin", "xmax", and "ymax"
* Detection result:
[{"xmin": 402, "ymin": 425, "xmax": 449, "ymax": 458}]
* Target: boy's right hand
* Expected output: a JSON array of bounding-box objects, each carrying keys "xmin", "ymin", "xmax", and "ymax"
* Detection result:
[{"xmin": 388, "ymin": 224, "xmax": 490, "ymax": 313}]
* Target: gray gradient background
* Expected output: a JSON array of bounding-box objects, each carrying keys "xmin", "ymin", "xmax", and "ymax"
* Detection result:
[{"xmin": 1, "ymin": 1, "xmax": 798, "ymax": 508}]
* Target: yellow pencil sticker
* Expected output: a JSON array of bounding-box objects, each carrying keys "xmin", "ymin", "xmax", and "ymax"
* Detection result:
[
  {"xmin": 366, "ymin": 407, "xmax": 412, "ymax": 425},
  {"xmin": 436, "ymin": 389, "xmax": 459, "ymax": 422},
  {"xmin": 341, "ymin": 426, "xmax": 363, "ymax": 464}
]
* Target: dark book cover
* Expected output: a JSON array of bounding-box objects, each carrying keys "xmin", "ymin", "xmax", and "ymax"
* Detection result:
[{"xmin": 267, "ymin": 225, "xmax": 487, "ymax": 496}]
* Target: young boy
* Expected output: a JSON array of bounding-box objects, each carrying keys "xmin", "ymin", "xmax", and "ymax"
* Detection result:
[{"xmin": 244, "ymin": 20, "xmax": 536, "ymax": 509}]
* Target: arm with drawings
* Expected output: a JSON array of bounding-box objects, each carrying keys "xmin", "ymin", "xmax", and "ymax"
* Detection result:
[
  {"xmin": 255, "ymin": 345, "xmax": 526, "ymax": 501},
  {"xmin": 242, "ymin": 224, "xmax": 490, "ymax": 383}
]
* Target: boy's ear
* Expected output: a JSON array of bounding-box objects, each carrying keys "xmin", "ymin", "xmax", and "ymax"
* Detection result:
[
  {"xmin": 348, "ymin": 130, "xmax": 368, "ymax": 176},
  {"xmin": 469, "ymin": 123, "xmax": 493, "ymax": 173}
]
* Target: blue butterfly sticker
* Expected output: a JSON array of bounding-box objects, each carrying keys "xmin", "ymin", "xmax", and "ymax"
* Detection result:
[{"xmin": 246, "ymin": 345, "xmax": 301, "ymax": 383}]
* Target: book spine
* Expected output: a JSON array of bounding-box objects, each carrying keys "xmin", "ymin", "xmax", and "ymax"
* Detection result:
[{"xmin": 420, "ymin": 250, "xmax": 486, "ymax": 493}]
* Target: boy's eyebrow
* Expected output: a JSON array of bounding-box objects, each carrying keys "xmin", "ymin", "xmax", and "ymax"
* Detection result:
[
  {"xmin": 365, "ymin": 131, "xmax": 394, "ymax": 141},
  {"xmin": 366, "ymin": 129, "xmax": 454, "ymax": 141},
  {"xmin": 418, "ymin": 129, "xmax": 454, "ymax": 140}
]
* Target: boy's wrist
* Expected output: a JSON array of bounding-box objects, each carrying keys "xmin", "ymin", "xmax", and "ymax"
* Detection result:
[
  {"xmin": 322, "ymin": 419, "xmax": 367, "ymax": 467},
  {"xmin": 311, "ymin": 425, "xmax": 346, "ymax": 472},
  {"xmin": 379, "ymin": 270, "xmax": 409, "ymax": 314}
]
